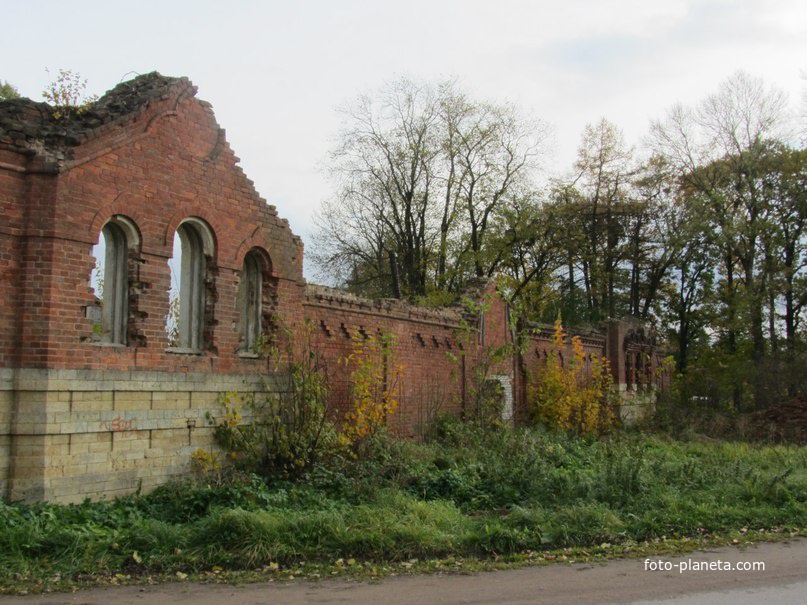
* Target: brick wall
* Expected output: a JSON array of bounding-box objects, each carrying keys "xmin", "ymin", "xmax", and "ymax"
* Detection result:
[
  {"xmin": 1, "ymin": 77, "xmax": 305, "ymax": 374},
  {"xmin": 0, "ymin": 74, "xmax": 310, "ymax": 501},
  {"xmin": 304, "ymin": 283, "xmax": 513, "ymax": 437},
  {"xmin": 516, "ymin": 324, "xmax": 608, "ymax": 424},
  {"xmin": 0, "ymin": 73, "xmax": 661, "ymax": 502}
]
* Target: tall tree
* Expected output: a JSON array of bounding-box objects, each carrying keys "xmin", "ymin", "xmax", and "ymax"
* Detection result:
[
  {"xmin": 314, "ymin": 79, "xmax": 547, "ymax": 299},
  {"xmin": 486, "ymin": 194, "xmax": 566, "ymax": 316},
  {"xmin": 567, "ymin": 118, "xmax": 637, "ymax": 321},
  {"xmin": 444, "ymin": 97, "xmax": 545, "ymax": 280},
  {"xmin": 651, "ymin": 72, "xmax": 792, "ymax": 408},
  {"xmin": 314, "ymin": 79, "xmax": 443, "ymax": 298},
  {"xmin": 629, "ymin": 155, "xmax": 688, "ymax": 321},
  {"xmin": 756, "ymin": 143, "xmax": 806, "ymax": 357}
]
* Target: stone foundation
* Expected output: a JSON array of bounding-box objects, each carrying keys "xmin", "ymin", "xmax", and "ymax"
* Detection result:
[
  {"xmin": 617, "ymin": 385, "xmax": 657, "ymax": 426},
  {"xmin": 0, "ymin": 368, "xmax": 278, "ymax": 503}
]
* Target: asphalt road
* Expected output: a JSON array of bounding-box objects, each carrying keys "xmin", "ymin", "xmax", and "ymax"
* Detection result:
[{"xmin": 2, "ymin": 539, "xmax": 804, "ymax": 604}]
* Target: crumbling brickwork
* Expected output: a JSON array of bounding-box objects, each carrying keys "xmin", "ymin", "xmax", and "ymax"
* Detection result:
[
  {"xmin": 303, "ymin": 279, "xmax": 517, "ymax": 438},
  {"xmin": 0, "ymin": 73, "xmax": 663, "ymax": 502},
  {"xmin": 0, "ymin": 74, "xmax": 305, "ymax": 501}
]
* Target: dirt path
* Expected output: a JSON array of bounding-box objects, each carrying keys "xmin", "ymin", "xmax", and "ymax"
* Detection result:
[{"xmin": 2, "ymin": 539, "xmax": 805, "ymax": 605}]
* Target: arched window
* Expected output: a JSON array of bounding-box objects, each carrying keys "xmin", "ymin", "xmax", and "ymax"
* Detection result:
[
  {"xmin": 238, "ymin": 248, "xmax": 274, "ymax": 354},
  {"xmin": 167, "ymin": 218, "xmax": 216, "ymax": 353},
  {"xmin": 90, "ymin": 216, "xmax": 139, "ymax": 345}
]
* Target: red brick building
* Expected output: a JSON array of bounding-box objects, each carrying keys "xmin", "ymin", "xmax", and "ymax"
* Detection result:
[{"xmin": 0, "ymin": 74, "xmax": 663, "ymax": 502}]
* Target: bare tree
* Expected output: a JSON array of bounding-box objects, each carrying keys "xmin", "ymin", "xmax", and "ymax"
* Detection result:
[
  {"xmin": 444, "ymin": 96, "xmax": 548, "ymax": 281},
  {"xmin": 314, "ymin": 79, "xmax": 548, "ymax": 299},
  {"xmin": 314, "ymin": 79, "xmax": 443, "ymax": 297}
]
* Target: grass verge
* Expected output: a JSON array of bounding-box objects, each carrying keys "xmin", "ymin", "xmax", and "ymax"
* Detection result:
[{"xmin": 1, "ymin": 422, "xmax": 805, "ymax": 594}]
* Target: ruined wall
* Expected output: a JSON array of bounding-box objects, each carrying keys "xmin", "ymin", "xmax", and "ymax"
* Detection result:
[
  {"xmin": 0, "ymin": 73, "xmax": 662, "ymax": 503},
  {"xmin": 0, "ymin": 75, "xmax": 305, "ymax": 373},
  {"xmin": 303, "ymin": 280, "xmax": 515, "ymax": 438},
  {"xmin": 606, "ymin": 319, "xmax": 670, "ymax": 424},
  {"xmin": 0, "ymin": 74, "xmax": 305, "ymax": 502},
  {"xmin": 518, "ymin": 320, "xmax": 667, "ymax": 425},
  {"xmin": 516, "ymin": 324, "xmax": 608, "ymax": 424}
]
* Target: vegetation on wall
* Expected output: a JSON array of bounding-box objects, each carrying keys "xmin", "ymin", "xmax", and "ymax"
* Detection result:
[
  {"xmin": 339, "ymin": 330, "xmax": 401, "ymax": 454},
  {"xmin": 41, "ymin": 68, "xmax": 97, "ymax": 119},
  {"xmin": 2, "ymin": 67, "xmax": 804, "ymax": 594},
  {"xmin": 529, "ymin": 320, "xmax": 618, "ymax": 435},
  {"xmin": 0, "ymin": 79, "xmax": 20, "ymax": 101},
  {"xmin": 207, "ymin": 321, "xmax": 335, "ymax": 479},
  {"xmin": 205, "ymin": 323, "xmax": 407, "ymax": 477}
]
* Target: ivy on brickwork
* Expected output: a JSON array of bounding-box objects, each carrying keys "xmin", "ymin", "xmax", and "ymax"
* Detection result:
[{"xmin": 529, "ymin": 319, "xmax": 618, "ymax": 436}]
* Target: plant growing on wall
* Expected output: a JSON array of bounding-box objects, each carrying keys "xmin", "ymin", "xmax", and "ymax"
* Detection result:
[
  {"xmin": 339, "ymin": 329, "xmax": 401, "ymax": 454},
  {"xmin": 530, "ymin": 319, "xmax": 618, "ymax": 435},
  {"xmin": 210, "ymin": 320, "xmax": 336, "ymax": 479},
  {"xmin": 0, "ymin": 79, "xmax": 20, "ymax": 101},
  {"xmin": 452, "ymin": 295, "xmax": 518, "ymax": 429},
  {"xmin": 42, "ymin": 68, "xmax": 97, "ymax": 119},
  {"xmin": 466, "ymin": 342, "xmax": 514, "ymax": 428}
]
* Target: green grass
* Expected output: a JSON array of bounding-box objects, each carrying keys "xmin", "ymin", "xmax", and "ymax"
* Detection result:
[{"xmin": 1, "ymin": 422, "xmax": 805, "ymax": 593}]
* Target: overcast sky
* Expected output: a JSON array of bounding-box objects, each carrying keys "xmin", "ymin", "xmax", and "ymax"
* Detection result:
[{"xmin": 3, "ymin": 0, "xmax": 805, "ymax": 274}]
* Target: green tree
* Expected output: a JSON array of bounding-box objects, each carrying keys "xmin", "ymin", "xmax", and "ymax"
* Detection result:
[
  {"xmin": 0, "ymin": 79, "xmax": 20, "ymax": 101},
  {"xmin": 651, "ymin": 72, "xmax": 800, "ymax": 408},
  {"xmin": 553, "ymin": 119, "xmax": 641, "ymax": 323},
  {"xmin": 757, "ymin": 143, "xmax": 806, "ymax": 357},
  {"xmin": 486, "ymin": 193, "xmax": 566, "ymax": 319},
  {"xmin": 658, "ymin": 194, "xmax": 718, "ymax": 373}
]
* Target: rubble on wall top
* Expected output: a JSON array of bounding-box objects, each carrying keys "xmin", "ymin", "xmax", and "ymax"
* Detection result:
[
  {"xmin": 523, "ymin": 319, "xmax": 606, "ymax": 341},
  {"xmin": 304, "ymin": 284, "xmax": 464, "ymax": 323},
  {"xmin": 304, "ymin": 277, "xmax": 507, "ymax": 325},
  {"xmin": 0, "ymin": 72, "xmax": 190, "ymax": 157},
  {"xmin": 458, "ymin": 276, "xmax": 494, "ymax": 301}
]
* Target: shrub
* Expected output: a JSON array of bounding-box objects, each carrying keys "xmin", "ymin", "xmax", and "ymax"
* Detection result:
[
  {"xmin": 529, "ymin": 319, "xmax": 618, "ymax": 435},
  {"xmin": 41, "ymin": 68, "xmax": 97, "ymax": 119},
  {"xmin": 339, "ymin": 330, "xmax": 401, "ymax": 454},
  {"xmin": 211, "ymin": 321, "xmax": 336, "ymax": 479}
]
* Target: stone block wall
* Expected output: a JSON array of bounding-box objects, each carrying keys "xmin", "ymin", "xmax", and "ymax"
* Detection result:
[{"xmin": 0, "ymin": 367, "xmax": 279, "ymax": 503}]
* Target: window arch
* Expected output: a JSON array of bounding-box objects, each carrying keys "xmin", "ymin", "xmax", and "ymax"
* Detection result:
[
  {"xmin": 91, "ymin": 216, "xmax": 140, "ymax": 345},
  {"xmin": 237, "ymin": 248, "xmax": 275, "ymax": 354},
  {"xmin": 167, "ymin": 218, "xmax": 216, "ymax": 353}
]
